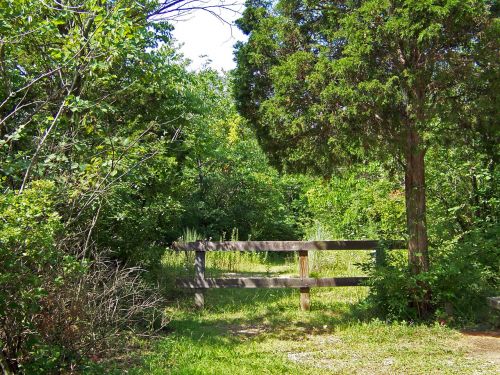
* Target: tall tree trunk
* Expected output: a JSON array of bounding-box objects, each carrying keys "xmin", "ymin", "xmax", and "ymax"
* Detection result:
[
  {"xmin": 404, "ymin": 125, "xmax": 431, "ymax": 317},
  {"xmin": 404, "ymin": 127, "xmax": 429, "ymax": 274}
]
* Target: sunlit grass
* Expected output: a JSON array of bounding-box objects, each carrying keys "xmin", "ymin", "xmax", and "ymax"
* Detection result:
[{"xmin": 121, "ymin": 252, "xmax": 498, "ymax": 375}]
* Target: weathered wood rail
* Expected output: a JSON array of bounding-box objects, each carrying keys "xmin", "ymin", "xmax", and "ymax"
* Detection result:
[{"xmin": 172, "ymin": 240, "xmax": 406, "ymax": 310}]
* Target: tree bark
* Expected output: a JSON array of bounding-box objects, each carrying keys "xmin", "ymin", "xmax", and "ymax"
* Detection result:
[
  {"xmin": 404, "ymin": 127, "xmax": 429, "ymax": 275},
  {"xmin": 404, "ymin": 125, "xmax": 432, "ymax": 317}
]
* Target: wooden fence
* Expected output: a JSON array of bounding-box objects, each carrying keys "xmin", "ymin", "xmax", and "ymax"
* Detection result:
[{"xmin": 172, "ymin": 240, "xmax": 406, "ymax": 310}]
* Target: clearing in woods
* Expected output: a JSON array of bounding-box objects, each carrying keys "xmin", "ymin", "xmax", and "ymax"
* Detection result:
[{"xmin": 123, "ymin": 252, "xmax": 499, "ymax": 374}]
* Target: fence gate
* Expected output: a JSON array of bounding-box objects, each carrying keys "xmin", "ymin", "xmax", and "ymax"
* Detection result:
[{"xmin": 173, "ymin": 240, "xmax": 405, "ymax": 310}]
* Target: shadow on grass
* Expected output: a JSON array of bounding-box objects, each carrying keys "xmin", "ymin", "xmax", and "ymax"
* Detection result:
[
  {"xmin": 168, "ymin": 286, "xmax": 372, "ymax": 342},
  {"xmin": 152, "ymin": 250, "xmax": 374, "ymax": 340},
  {"xmin": 115, "ymin": 269, "xmax": 377, "ymax": 374},
  {"xmin": 124, "ymin": 253, "xmax": 376, "ymax": 373}
]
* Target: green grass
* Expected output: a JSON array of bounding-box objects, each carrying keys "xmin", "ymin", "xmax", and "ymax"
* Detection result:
[{"xmin": 111, "ymin": 252, "xmax": 498, "ymax": 374}]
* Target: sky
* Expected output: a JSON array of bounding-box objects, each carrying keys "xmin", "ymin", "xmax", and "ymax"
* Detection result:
[{"xmin": 171, "ymin": 3, "xmax": 247, "ymax": 72}]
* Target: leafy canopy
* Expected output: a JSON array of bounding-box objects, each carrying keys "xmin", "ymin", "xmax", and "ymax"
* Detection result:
[{"xmin": 234, "ymin": 0, "xmax": 497, "ymax": 174}]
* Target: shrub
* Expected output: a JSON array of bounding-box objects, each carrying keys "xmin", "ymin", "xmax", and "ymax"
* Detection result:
[
  {"xmin": 305, "ymin": 163, "xmax": 405, "ymax": 240},
  {"xmin": 362, "ymin": 250, "xmax": 431, "ymax": 321},
  {"xmin": 0, "ymin": 180, "xmax": 83, "ymax": 373},
  {"xmin": 363, "ymin": 224, "xmax": 500, "ymax": 324},
  {"xmin": 430, "ymin": 223, "xmax": 499, "ymax": 324},
  {"xmin": 0, "ymin": 182, "xmax": 167, "ymax": 373}
]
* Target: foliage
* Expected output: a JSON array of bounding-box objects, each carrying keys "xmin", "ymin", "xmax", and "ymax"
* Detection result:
[
  {"xmin": 1, "ymin": 0, "xmax": 201, "ymax": 371},
  {"xmin": 431, "ymin": 223, "xmax": 499, "ymax": 324},
  {"xmin": 363, "ymin": 223, "xmax": 499, "ymax": 324},
  {"xmin": 234, "ymin": 0, "xmax": 498, "ymax": 317},
  {"xmin": 93, "ymin": 69, "xmax": 305, "ymax": 270},
  {"xmin": 234, "ymin": 0, "xmax": 498, "ymax": 288},
  {"xmin": 0, "ymin": 181, "xmax": 83, "ymax": 373},
  {"xmin": 0, "ymin": 0, "xmax": 309, "ymax": 371},
  {"xmin": 172, "ymin": 72, "xmax": 303, "ymax": 242},
  {"xmin": 0, "ymin": 181, "xmax": 168, "ymax": 373},
  {"xmin": 305, "ymin": 163, "xmax": 405, "ymax": 240},
  {"xmin": 0, "ymin": 0, "xmax": 498, "ymax": 371},
  {"xmin": 234, "ymin": 0, "xmax": 497, "ymax": 174}
]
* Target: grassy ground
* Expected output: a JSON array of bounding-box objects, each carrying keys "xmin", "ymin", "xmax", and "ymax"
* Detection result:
[{"xmin": 113, "ymin": 252, "xmax": 498, "ymax": 374}]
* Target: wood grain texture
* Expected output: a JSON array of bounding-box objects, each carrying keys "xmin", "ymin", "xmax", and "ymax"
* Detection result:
[
  {"xmin": 194, "ymin": 251, "xmax": 205, "ymax": 309},
  {"xmin": 177, "ymin": 277, "xmax": 369, "ymax": 289},
  {"xmin": 299, "ymin": 250, "xmax": 310, "ymax": 311},
  {"xmin": 172, "ymin": 240, "xmax": 406, "ymax": 252}
]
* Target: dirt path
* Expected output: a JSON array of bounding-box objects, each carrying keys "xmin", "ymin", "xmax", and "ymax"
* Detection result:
[{"xmin": 461, "ymin": 331, "xmax": 500, "ymax": 369}]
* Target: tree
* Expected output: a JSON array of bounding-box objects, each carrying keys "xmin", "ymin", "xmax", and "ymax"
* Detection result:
[
  {"xmin": 150, "ymin": 0, "xmax": 242, "ymax": 22},
  {"xmin": 0, "ymin": 0, "xmax": 220, "ymax": 369},
  {"xmin": 234, "ymin": 0, "xmax": 497, "ymax": 296}
]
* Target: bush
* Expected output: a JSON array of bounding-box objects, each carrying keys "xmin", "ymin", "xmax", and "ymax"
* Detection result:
[
  {"xmin": 362, "ymin": 250, "xmax": 432, "ymax": 321},
  {"xmin": 0, "ymin": 181, "xmax": 83, "ymax": 373},
  {"xmin": 430, "ymin": 223, "xmax": 499, "ymax": 324},
  {"xmin": 0, "ymin": 182, "xmax": 167, "ymax": 373},
  {"xmin": 305, "ymin": 163, "xmax": 405, "ymax": 240},
  {"xmin": 363, "ymin": 224, "xmax": 500, "ymax": 324}
]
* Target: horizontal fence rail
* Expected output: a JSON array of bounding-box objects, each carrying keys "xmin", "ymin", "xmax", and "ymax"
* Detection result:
[
  {"xmin": 177, "ymin": 276, "xmax": 369, "ymax": 289},
  {"xmin": 172, "ymin": 240, "xmax": 406, "ymax": 252},
  {"xmin": 172, "ymin": 240, "xmax": 406, "ymax": 310}
]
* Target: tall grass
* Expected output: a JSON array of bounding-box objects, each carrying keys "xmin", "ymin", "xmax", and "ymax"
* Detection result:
[
  {"xmin": 207, "ymin": 228, "xmax": 282, "ymax": 276},
  {"xmin": 163, "ymin": 224, "xmax": 374, "ymax": 283},
  {"xmin": 306, "ymin": 223, "xmax": 372, "ymax": 278},
  {"xmin": 162, "ymin": 228, "xmax": 276, "ymax": 280}
]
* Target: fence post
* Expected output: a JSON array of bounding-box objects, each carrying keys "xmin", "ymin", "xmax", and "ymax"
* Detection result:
[
  {"xmin": 298, "ymin": 250, "xmax": 310, "ymax": 311},
  {"xmin": 194, "ymin": 251, "xmax": 206, "ymax": 309}
]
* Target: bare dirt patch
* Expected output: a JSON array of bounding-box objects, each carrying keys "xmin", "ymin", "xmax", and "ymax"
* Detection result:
[{"xmin": 461, "ymin": 330, "xmax": 500, "ymax": 369}]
